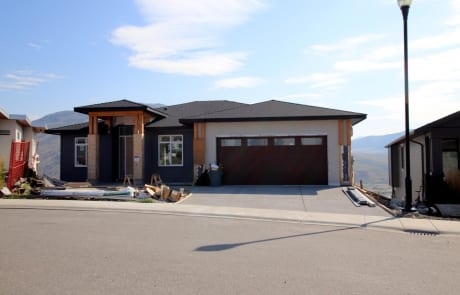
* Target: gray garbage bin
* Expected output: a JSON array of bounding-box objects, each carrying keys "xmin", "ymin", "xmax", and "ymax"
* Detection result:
[{"xmin": 209, "ymin": 170, "xmax": 223, "ymax": 186}]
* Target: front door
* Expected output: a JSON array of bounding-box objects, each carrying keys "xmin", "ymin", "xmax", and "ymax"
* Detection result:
[{"xmin": 118, "ymin": 126, "xmax": 134, "ymax": 179}]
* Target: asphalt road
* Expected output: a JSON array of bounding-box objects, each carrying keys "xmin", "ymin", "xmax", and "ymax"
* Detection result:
[{"xmin": 1, "ymin": 208, "xmax": 459, "ymax": 295}]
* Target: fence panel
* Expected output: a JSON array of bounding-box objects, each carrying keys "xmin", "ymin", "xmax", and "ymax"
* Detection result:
[{"xmin": 7, "ymin": 141, "xmax": 30, "ymax": 189}]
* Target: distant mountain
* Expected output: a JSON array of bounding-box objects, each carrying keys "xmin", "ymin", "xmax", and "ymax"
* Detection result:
[
  {"xmin": 33, "ymin": 111, "xmax": 88, "ymax": 178},
  {"xmin": 352, "ymin": 132, "xmax": 403, "ymax": 154},
  {"xmin": 33, "ymin": 110, "xmax": 87, "ymax": 129}
]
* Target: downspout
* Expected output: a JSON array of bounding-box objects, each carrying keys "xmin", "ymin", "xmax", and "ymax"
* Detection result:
[{"xmin": 411, "ymin": 139, "xmax": 425, "ymax": 202}]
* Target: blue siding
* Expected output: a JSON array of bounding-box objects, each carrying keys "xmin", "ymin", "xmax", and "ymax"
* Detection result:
[
  {"xmin": 144, "ymin": 127, "xmax": 194, "ymax": 184},
  {"xmin": 60, "ymin": 134, "xmax": 87, "ymax": 181}
]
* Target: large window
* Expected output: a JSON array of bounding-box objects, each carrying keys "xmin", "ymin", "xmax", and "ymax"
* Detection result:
[
  {"xmin": 75, "ymin": 137, "xmax": 88, "ymax": 167},
  {"xmin": 442, "ymin": 139, "xmax": 459, "ymax": 177},
  {"xmin": 159, "ymin": 135, "xmax": 183, "ymax": 166}
]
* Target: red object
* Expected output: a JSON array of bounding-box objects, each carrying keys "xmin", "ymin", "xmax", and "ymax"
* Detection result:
[{"xmin": 7, "ymin": 141, "xmax": 30, "ymax": 189}]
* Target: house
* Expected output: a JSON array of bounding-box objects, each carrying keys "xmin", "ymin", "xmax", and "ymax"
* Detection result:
[
  {"xmin": 387, "ymin": 111, "xmax": 460, "ymax": 205},
  {"xmin": 0, "ymin": 107, "xmax": 45, "ymax": 188},
  {"xmin": 45, "ymin": 99, "xmax": 366, "ymax": 186}
]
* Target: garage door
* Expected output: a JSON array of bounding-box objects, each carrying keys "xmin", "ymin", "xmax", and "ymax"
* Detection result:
[{"xmin": 217, "ymin": 136, "xmax": 327, "ymax": 185}]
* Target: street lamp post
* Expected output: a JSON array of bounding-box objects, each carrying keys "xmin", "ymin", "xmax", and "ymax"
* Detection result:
[{"xmin": 398, "ymin": 0, "xmax": 413, "ymax": 212}]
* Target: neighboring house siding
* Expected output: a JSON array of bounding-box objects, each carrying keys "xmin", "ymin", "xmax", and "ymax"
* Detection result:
[
  {"xmin": 60, "ymin": 134, "xmax": 87, "ymax": 182},
  {"xmin": 144, "ymin": 127, "xmax": 194, "ymax": 184},
  {"xmin": 0, "ymin": 120, "xmax": 19, "ymax": 170},
  {"xmin": 388, "ymin": 116, "xmax": 460, "ymax": 204},
  {"xmin": 390, "ymin": 137, "xmax": 425, "ymax": 202},
  {"xmin": 204, "ymin": 120, "xmax": 340, "ymax": 185},
  {"xmin": 23, "ymin": 126, "xmax": 38, "ymax": 170}
]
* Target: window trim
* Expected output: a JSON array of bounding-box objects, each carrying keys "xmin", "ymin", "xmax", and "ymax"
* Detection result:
[
  {"xmin": 158, "ymin": 134, "xmax": 184, "ymax": 167},
  {"xmin": 74, "ymin": 137, "xmax": 88, "ymax": 167}
]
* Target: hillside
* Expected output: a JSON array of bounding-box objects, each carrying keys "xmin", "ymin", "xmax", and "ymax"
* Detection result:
[
  {"xmin": 34, "ymin": 111, "xmax": 88, "ymax": 178},
  {"xmin": 33, "ymin": 111, "xmax": 87, "ymax": 129},
  {"xmin": 352, "ymin": 132, "xmax": 403, "ymax": 153},
  {"xmin": 351, "ymin": 132, "xmax": 403, "ymax": 196}
]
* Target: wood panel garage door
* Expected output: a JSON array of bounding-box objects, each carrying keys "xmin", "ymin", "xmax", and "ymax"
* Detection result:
[{"xmin": 217, "ymin": 136, "xmax": 327, "ymax": 185}]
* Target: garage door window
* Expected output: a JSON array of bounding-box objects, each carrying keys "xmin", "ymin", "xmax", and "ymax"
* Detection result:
[
  {"xmin": 159, "ymin": 135, "xmax": 183, "ymax": 166},
  {"xmin": 301, "ymin": 137, "xmax": 323, "ymax": 145},
  {"xmin": 221, "ymin": 139, "xmax": 241, "ymax": 147},
  {"xmin": 248, "ymin": 138, "xmax": 268, "ymax": 146},
  {"xmin": 274, "ymin": 137, "xmax": 295, "ymax": 146}
]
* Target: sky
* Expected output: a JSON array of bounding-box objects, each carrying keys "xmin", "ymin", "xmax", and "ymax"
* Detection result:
[{"xmin": 1, "ymin": 0, "xmax": 459, "ymax": 138}]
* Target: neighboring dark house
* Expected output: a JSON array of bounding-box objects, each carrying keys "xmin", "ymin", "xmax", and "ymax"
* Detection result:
[
  {"xmin": 46, "ymin": 99, "xmax": 366, "ymax": 186},
  {"xmin": 387, "ymin": 111, "xmax": 460, "ymax": 205}
]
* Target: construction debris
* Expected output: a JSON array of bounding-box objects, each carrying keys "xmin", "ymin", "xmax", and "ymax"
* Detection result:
[
  {"xmin": 343, "ymin": 187, "xmax": 376, "ymax": 207},
  {"xmin": 1, "ymin": 187, "xmax": 11, "ymax": 196},
  {"xmin": 143, "ymin": 183, "xmax": 188, "ymax": 203}
]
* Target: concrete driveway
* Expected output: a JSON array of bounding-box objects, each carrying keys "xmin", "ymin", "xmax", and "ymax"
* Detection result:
[{"xmin": 180, "ymin": 185, "xmax": 390, "ymax": 217}]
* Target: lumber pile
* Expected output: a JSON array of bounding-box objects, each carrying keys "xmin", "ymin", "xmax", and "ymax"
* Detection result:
[{"xmin": 144, "ymin": 184, "xmax": 187, "ymax": 202}]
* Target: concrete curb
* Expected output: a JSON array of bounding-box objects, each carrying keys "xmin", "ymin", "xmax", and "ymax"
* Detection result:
[{"xmin": 1, "ymin": 199, "xmax": 459, "ymax": 235}]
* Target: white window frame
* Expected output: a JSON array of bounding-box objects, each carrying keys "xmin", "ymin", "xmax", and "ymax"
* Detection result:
[
  {"xmin": 74, "ymin": 137, "xmax": 88, "ymax": 167},
  {"xmin": 158, "ymin": 135, "xmax": 183, "ymax": 167},
  {"xmin": 16, "ymin": 130, "xmax": 22, "ymax": 141}
]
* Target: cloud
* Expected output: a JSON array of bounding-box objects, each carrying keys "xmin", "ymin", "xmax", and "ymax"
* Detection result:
[
  {"xmin": 214, "ymin": 76, "xmax": 263, "ymax": 88},
  {"xmin": 285, "ymin": 72, "xmax": 346, "ymax": 89},
  {"xmin": 335, "ymin": 60, "xmax": 399, "ymax": 72},
  {"xmin": 0, "ymin": 71, "xmax": 61, "ymax": 90},
  {"xmin": 411, "ymin": 27, "xmax": 460, "ymax": 51},
  {"xmin": 446, "ymin": 0, "xmax": 460, "ymax": 26},
  {"xmin": 112, "ymin": 0, "xmax": 266, "ymax": 76},
  {"xmin": 27, "ymin": 43, "xmax": 42, "ymax": 50},
  {"xmin": 309, "ymin": 34, "xmax": 385, "ymax": 54},
  {"xmin": 410, "ymin": 47, "xmax": 460, "ymax": 82}
]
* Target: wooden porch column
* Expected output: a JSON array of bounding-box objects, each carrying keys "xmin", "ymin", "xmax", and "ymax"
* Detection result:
[
  {"xmin": 193, "ymin": 122, "xmax": 206, "ymax": 182},
  {"xmin": 133, "ymin": 112, "xmax": 144, "ymax": 184},
  {"xmin": 338, "ymin": 119, "xmax": 352, "ymax": 186},
  {"xmin": 87, "ymin": 114, "xmax": 99, "ymax": 182}
]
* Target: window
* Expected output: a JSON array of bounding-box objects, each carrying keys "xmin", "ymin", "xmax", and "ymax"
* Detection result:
[
  {"xmin": 221, "ymin": 138, "xmax": 241, "ymax": 147},
  {"xmin": 247, "ymin": 138, "xmax": 268, "ymax": 146},
  {"xmin": 159, "ymin": 135, "xmax": 183, "ymax": 166},
  {"xmin": 75, "ymin": 137, "xmax": 88, "ymax": 167},
  {"xmin": 301, "ymin": 137, "xmax": 323, "ymax": 145},
  {"xmin": 442, "ymin": 139, "xmax": 459, "ymax": 177},
  {"xmin": 16, "ymin": 130, "xmax": 22, "ymax": 141},
  {"xmin": 274, "ymin": 137, "xmax": 295, "ymax": 146}
]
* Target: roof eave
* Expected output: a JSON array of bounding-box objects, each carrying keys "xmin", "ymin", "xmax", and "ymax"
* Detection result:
[{"xmin": 180, "ymin": 114, "xmax": 367, "ymax": 125}]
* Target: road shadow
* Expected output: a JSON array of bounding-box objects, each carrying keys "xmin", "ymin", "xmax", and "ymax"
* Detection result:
[
  {"xmin": 195, "ymin": 226, "xmax": 356, "ymax": 252},
  {"xmin": 195, "ymin": 216, "xmax": 399, "ymax": 252}
]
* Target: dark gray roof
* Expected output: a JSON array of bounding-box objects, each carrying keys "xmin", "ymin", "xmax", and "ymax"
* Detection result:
[
  {"xmin": 74, "ymin": 99, "xmax": 167, "ymax": 117},
  {"xmin": 146, "ymin": 100, "xmax": 247, "ymax": 128},
  {"xmin": 47, "ymin": 99, "xmax": 368, "ymax": 133},
  {"xmin": 179, "ymin": 100, "xmax": 367, "ymax": 125}
]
